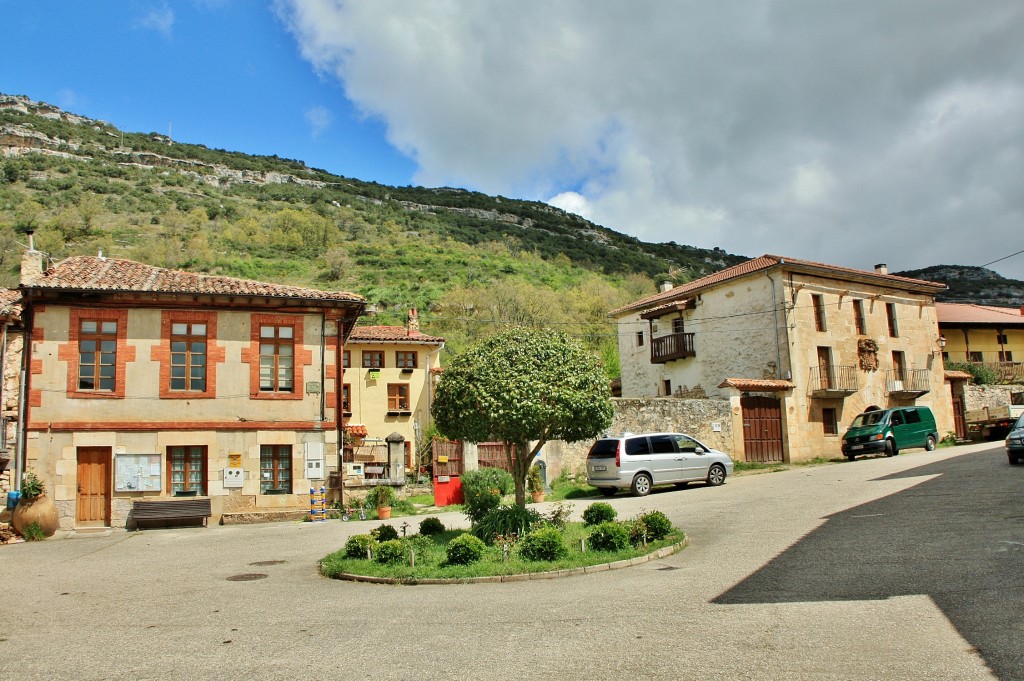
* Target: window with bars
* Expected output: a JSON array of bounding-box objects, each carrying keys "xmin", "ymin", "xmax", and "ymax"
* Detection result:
[
  {"xmin": 396, "ymin": 351, "xmax": 418, "ymax": 369},
  {"xmin": 167, "ymin": 446, "xmax": 207, "ymax": 495},
  {"xmin": 260, "ymin": 445, "xmax": 292, "ymax": 494},
  {"xmin": 362, "ymin": 351, "xmax": 384, "ymax": 368},
  {"xmin": 78, "ymin": 319, "xmax": 117, "ymax": 391},
  {"xmin": 388, "ymin": 383, "xmax": 410, "ymax": 412},
  {"xmin": 822, "ymin": 408, "xmax": 838, "ymax": 436},
  {"xmin": 812, "ymin": 294, "xmax": 827, "ymax": 332},
  {"xmin": 170, "ymin": 322, "xmax": 207, "ymax": 391},
  {"xmin": 259, "ymin": 325, "xmax": 294, "ymax": 392}
]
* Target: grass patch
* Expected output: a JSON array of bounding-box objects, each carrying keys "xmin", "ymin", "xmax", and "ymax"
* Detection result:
[
  {"xmin": 406, "ymin": 493, "xmax": 436, "ymax": 506},
  {"xmin": 549, "ymin": 473, "xmax": 600, "ymax": 500},
  {"xmin": 734, "ymin": 456, "xmax": 839, "ymax": 474},
  {"xmin": 320, "ymin": 522, "xmax": 684, "ymax": 581}
]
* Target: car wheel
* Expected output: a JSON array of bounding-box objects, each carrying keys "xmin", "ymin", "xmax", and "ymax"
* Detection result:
[
  {"xmin": 884, "ymin": 439, "xmax": 896, "ymax": 457},
  {"xmin": 630, "ymin": 473, "xmax": 652, "ymax": 497},
  {"xmin": 706, "ymin": 464, "xmax": 726, "ymax": 487},
  {"xmin": 598, "ymin": 487, "xmax": 617, "ymax": 497},
  {"xmin": 846, "ymin": 454, "xmax": 857, "ymax": 461},
  {"xmin": 925, "ymin": 435, "xmax": 936, "ymax": 452},
  {"xmin": 1010, "ymin": 454, "xmax": 1021, "ymax": 466}
]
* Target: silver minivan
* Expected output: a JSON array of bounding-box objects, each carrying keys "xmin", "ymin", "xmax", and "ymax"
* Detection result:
[{"xmin": 586, "ymin": 432, "xmax": 735, "ymax": 497}]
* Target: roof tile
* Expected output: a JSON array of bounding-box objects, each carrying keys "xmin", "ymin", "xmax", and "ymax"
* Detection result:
[
  {"xmin": 349, "ymin": 325, "xmax": 445, "ymax": 344},
  {"xmin": 936, "ymin": 302, "xmax": 1024, "ymax": 325}
]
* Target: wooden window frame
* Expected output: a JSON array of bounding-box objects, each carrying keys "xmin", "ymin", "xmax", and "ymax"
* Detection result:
[
  {"xmin": 342, "ymin": 383, "xmax": 352, "ymax": 415},
  {"xmin": 260, "ymin": 445, "xmax": 292, "ymax": 494},
  {"xmin": 387, "ymin": 383, "xmax": 411, "ymax": 413},
  {"xmin": 822, "ymin": 408, "xmax": 838, "ymax": 436},
  {"xmin": 812, "ymin": 294, "xmax": 827, "ymax": 332},
  {"xmin": 342, "ymin": 350, "xmax": 351, "ymax": 368},
  {"xmin": 1000, "ymin": 350, "xmax": 1014, "ymax": 362},
  {"xmin": 158, "ymin": 311, "xmax": 221, "ymax": 400},
  {"xmin": 672, "ymin": 318, "xmax": 685, "ymax": 334},
  {"xmin": 886, "ymin": 303, "xmax": 899, "ymax": 338},
  {"xmin": 61, "ymin": 309, "xmax": 133, "ymax": 400},
  {"xmin": 362, "ymin": 350, "xmax": 385, "ymax": 368},
  {"xmin": 259, "ymin": 325, "xmax": 295, "ymax": 393},
  {"xmin": 166, "ymin": 445, "xmax": 208, "ymax": 496},
  {"xmin": 78, "ymin": 318, "xmax": 118, "ymax": 392},
  {"xmin": 853, "ymin": 299, "xmax": 866, "ymax": 335},
  {"xmin": 396, "ymin": 351, "xmax": 418, "ymax": 370},
  {"xmin": 244, "ymin": 314, "xmax": 310, "ymax": 401},
  {"xmin": 968, "ymin": 351, "xmax": 983, "ymax": 362},
  {"xmin": 170, "ymin": 322, "xmax": 207, "ymax": 392},
  {"xmin": 997, "ymin": 333, "xmax": 1008, "ymax": 345}
]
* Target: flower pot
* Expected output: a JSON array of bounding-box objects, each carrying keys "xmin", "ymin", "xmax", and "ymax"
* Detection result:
[
  {"xmin": 12, "ymin": 493, "xmax": 60, "ymax": 538},
  {"xmin": 377, "ymin": 506, "xmax": 392, "ymax": 520},
  {"xmin": 531, "ymin": 491, "xmax": 545, "ymax": 503}
]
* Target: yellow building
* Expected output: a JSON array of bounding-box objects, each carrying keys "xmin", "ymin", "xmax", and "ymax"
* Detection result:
[
  {"xmin": 937, "ymin": 302, "xmax": 1024, "ymax": 383},
  {"xmin": 340, "ymin": 313, "xmax": 444, "ymax": 486},
  {"xmin": 613, "ymin": 255, "xmax": 955, "ymax": 462},
  {"xmin": 17, "ymin": 249, "xmax": 364, "ymax": 528}
]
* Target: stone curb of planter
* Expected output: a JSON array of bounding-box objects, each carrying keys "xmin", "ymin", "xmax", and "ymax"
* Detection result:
[{"xmin": 331, "ymin": 538, "xmax": 688, "ymax": 586}]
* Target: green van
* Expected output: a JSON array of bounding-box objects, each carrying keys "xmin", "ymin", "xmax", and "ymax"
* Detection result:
[{"xmin": 841, "ymin": 406, "xmax": 938, "ymax": 459}]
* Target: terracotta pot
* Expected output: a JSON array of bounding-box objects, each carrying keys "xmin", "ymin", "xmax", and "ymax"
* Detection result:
[
  {"xmin": 377, "ymin": 506, "xmax": 392, "ymax": 520},
  {"xmin": 531, "ymin": 491, "xmax": 545, "ymax": 503},
  {"xmin": 12, "ymin": 493, "xmax": 60, "ymax": 538}
]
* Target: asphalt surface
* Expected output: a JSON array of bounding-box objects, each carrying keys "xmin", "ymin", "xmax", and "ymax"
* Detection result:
[{"xmin": 1, "ymin": 441, "xmax": 1018, "ymax": 680}]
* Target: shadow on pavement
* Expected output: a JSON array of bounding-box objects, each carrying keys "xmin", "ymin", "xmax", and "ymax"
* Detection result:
[{"xmin": 713, "ymin": 448, "xmax": 1024, "ymax": 680}]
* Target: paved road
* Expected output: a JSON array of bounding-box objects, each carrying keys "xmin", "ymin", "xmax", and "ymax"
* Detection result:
[{"xmin": 2, "ymin": 442, "xmax": 1019, "ymax": 680}]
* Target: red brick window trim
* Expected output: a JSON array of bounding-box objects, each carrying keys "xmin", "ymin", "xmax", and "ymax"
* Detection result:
[
  {"xmin": 243, "ymin": 314, "xmax": 311, "ymax": 401},
  {"xmin": 157, "ymin": 311, "xmax": 222, "ymax": 399},
  {"xmin": 61, "ymin": 309, "xmax": 134, "ymax": 400}
]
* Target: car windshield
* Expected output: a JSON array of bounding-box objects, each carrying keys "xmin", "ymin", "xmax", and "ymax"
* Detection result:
[
  {"xmin": 850, "ymin": 411, "xmax": 886, "ymax": 428},
  {"xmin": 1015, "ymin": 413, "xmax": 1024, "ymax": 430}
]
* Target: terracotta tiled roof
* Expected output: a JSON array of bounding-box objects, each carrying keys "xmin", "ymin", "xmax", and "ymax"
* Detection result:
[
  {"xmin": 718, "ymin": 378, "xmax": 796, "ymax": 392},
  {"xmin": 0, "ymin": 289, "xmax": 22, "ymax": 319},
  {"xmin": 26, "ymin": 256, "xmax": 364, "ymax": 304},
  {"xmin": 611, "ymin": 254, "xmax": 946, "ymax": 316},
  {"xmin": 349, "ymin": 325, "xmax": 445, "ymax": 344},
  {"xmin": 936, "ymin": 302, "xmax": 1024, "ymax": 325},
  {"xmin": 345, "ymin": 424, "xmax": 368, "ymax": 438},
  {"xmin": 944, "ymin": 370, "xmax": 973, "ymax": 381}
]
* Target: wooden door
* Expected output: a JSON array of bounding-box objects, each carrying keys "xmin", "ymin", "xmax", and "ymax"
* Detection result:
[
  {"xmin": 952, "ymin": 396, "xmax": 966, "ymax": 440},
  {"xmin": 77, "ymin": 447, "xmax": 111, "ymax": 526},
  {"xmin": 817, "ymin": 347, "xmax": 833, "ymax": 389},
  {"xmin": 741, "ymin": 396, "xmax": 785, "ymax": 463}
]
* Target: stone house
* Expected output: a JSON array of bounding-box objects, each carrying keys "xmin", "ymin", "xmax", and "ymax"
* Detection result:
[
  {"xmin": 1, "ymin": 289, "xmax": 23, "ymax": 495},
  {"xmin": 340, "ymin": 313, "xmax": 444, "ymax": 486},
  {"xmin": 611, "ymin": 254, "xmax": 956, "ymax": 462},
  {"xmin": 937, "ymin": 302, "xmax": 1024, "ymax": 382},
  {"xmin": 15, "ymin": 246, "xmax": 365, "ymax": 529}
]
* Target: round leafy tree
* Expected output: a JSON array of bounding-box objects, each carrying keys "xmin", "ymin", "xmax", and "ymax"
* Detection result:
[{"xmin": 433, "ymin": 327, "xmax": 613, "ymax": 506}]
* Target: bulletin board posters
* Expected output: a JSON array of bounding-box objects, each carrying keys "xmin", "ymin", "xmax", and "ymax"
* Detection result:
[{"xmin": 114, "ymin": 454, "xmax": 162, "ymax": 492}]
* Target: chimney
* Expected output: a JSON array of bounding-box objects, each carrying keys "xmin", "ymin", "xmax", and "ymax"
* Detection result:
[
  {"xmin": 659, "ymin": 281, "xmax": 673, "ymax": 293},
  {"xmin": 406, "ymin": 308, "xmax": 419, "ymax": 335},
  {"xmin": 874, "ymin": 263, "xmax": 888, "ymax": 275},
  {"xmin": 20, "ymin": 229, "xmax": 44, "ymax": 284}
]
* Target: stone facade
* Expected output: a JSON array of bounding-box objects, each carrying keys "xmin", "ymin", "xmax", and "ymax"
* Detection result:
[
  {"xmin": 964, "ymin": 384, "xmax": 1024, "ymax": 411},
  {"xmin": 544, "ymin": 397, "xmax": 735, "ymax": 479}
]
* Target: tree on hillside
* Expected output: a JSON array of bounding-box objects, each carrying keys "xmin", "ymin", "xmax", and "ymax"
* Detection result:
[{"xmin": 432, "ymin": 327, "xmax": 613, "ymax": 506}]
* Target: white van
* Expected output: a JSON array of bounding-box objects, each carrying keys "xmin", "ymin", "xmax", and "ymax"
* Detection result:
[{"xmin": 585, "ymin": 432, "xmax": 735, "ymax": 497}]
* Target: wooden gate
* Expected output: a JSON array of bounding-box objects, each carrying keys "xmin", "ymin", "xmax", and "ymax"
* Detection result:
[
  {"xmin": 952, "ymin": 395, "xmax": 966, "ymax": 440},
  {"xmin": 741, "ymin": 396, "xmax": 785, "ymax": 463},
  {"xmin": 77, "ymin": 447, "xmax": 111, "ymax": 526}
]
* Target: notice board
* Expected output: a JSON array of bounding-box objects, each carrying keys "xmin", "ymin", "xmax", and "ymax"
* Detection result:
[{"xmin": 114, "ymin": 454, "xmax": 162, "ymax": 492}]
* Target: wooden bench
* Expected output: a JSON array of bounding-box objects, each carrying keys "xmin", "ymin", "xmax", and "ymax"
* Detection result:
[{"xmin": 131, "ymin": 498, "xmax": 212, "ymax": 528}]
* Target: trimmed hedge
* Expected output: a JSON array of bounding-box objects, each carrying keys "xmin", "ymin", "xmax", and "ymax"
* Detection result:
[{"xmin": 582, "ymin": 502, "xmax": 617, "ymax": 526}]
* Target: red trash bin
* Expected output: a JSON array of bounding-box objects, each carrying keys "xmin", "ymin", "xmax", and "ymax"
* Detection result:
[{"xmin": 433, "ymin": 475, "xmax": 463, "ymax": 507}]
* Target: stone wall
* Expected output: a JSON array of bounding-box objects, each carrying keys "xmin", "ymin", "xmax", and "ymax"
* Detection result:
[
  {"xmin": 1, "ymin": 329, "xmax": 22, "ymax": 494},
  {"xmin": 544, "ymin": 397, "xmax": 735, "ymax": 479},
  {"xmin": 964, "ymin": 384, "xmax": 1024, "ymax": 411}
]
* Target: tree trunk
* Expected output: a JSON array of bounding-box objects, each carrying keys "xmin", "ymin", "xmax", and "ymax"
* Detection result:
[{"xmin": 512, "ymin": 442, "xmax": 528, "ymax": 507}]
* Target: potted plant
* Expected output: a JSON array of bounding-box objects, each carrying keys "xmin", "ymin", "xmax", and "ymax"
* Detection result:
[
  {"xmin": 527, "ymin": 464, "xmax": 545, "ymax": 503},
  {"xmin": 366, "ymin": 484, "xmax": 397, "ymax": 520},
  {"xmin": 12, "ymin": 469, "xmax": 60, "ymax": 538}
]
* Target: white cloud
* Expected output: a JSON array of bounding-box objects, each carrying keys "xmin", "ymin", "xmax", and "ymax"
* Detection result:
[
  {"xmin": 277, "ymin": 1, "xmax": 1024, "ymax": 279},
  {"xmin": 304, "ymin": 105, "xmax": 332, "ymax": 139},
  {"xmin": 136, "ymin": 5, "xmax": 175, "ymax": 38}
]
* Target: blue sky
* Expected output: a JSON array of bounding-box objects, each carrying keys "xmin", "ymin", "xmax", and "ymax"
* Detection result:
[{"xmin": 4, "ymin": 1, "xmax": 1024, "ymax": 280}]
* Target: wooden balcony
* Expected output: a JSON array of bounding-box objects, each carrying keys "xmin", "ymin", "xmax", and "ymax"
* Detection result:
[
  {"xmin": 886, "ymin": 368, "xmax": 931, "ymax": 397},
  {"xmin": 650, "ymin": 332, "xmax": 696, "ymax": 364},
  {"xmin": 808, "ymin": 365, "xmax": 858, "ymax": 397}
]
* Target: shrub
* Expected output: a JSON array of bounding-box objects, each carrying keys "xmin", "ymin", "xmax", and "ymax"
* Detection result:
[
  {"xmin": 22, "ymin": 522, "xmax": 46, "ymax": 542},
  {"xmin": 639, "ymin": 510, "xmax": 672, "ymax": 541},
  {"xmin": 445, "ymin": 534, "xmax": 487, "ymax": 566},
  {"xmin": 588, "ymin": 521, "xmax": 630, "ymax": 552},
  {"xmin": 419, "ymin": 517, "xmax": 445, "ymax": 536},
  {"xmin": 21, "ymin": 470, "xmax": 45, "ymax": 499},
  {"xmin": 474, "ymin": 505, "xmax": 542, "ymax": 544},
  {"xmin": 628, "ymin": 518, "xmax": 649, "ymax": 547},
  {"xmin": 518, "ymin": 526, "xmax": 567, "ymax": 562},
  {"xmin": 582, "ymin": 502, "xmax": 617, "ymax": 526},
  {"xmin": 365, "ymin": 485, "xmax": 397, "ymax": 508},
  {"xmin": 461, "ymin": 468, "xmax": 515, "ymax": 525},
  {"xmin": 544, "ymin": 502, "xmax": 573, "ymax": 529},
  {"xmin": 944, "ymin": 360, "xmax": 998, "ymax": 385},
  {"xmin": 372, "ymin": 524, "xmax": 399, "ymax": 542},
  {"xmin": 376, "ymin": 539, "xmax": 407, "ymax": 565},
  {"xmin": 344, "ymin": 534, "xmax": 377, "ymax": 560}
]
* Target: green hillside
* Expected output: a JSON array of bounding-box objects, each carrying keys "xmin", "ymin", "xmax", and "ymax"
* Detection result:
[{"xmin": 0, "ymin": 94, "xmax": 745, "ymax": 370}]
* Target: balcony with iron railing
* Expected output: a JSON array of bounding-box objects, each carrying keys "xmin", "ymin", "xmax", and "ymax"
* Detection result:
[
  {"xmin": 650, "ymin": 332, "xmax": 696, "ymax": 364},
  {"xmin": 886, "ymin": 368, "xmax": 931, "ymax": 397},
  {"xmin": 943, "ymin": 361, "xmax": 1024, "ymax": 384},
  {"xmin": 808, "ymin": 365, "xmax": 858, "ymax": 397}
]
